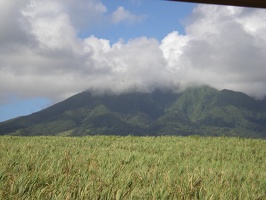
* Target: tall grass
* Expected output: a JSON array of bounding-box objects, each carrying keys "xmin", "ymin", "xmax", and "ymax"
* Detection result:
[{"xmin": 0, "ymin": 136, "xmax": 265, "ymax": 199}]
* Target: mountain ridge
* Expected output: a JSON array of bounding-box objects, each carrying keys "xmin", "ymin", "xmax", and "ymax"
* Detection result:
[{"xmin": 0, "ymin": 86, "xmax": 265, "ymax": 138}]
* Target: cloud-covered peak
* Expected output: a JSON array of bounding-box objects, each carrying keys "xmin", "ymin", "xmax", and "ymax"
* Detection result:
[
  {"xmin": 182, "ymin": 5, "xmax": 266, "ymax": 98},
  {"xmin": 0, "ymin": 1, "xmax": 266, "ymax": 107}
]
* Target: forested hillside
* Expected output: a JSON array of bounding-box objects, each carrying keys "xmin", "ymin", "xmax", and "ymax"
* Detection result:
[{"xmin": 0, "ymin": 86, "xmax": 265, "ymax": 138}]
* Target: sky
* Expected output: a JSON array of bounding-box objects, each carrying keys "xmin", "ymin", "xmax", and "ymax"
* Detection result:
[{"xmin": 1, "ymin": 0, "xmax": 266, "ymax": 122}]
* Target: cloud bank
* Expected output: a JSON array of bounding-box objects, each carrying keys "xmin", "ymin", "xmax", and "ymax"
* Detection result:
[{"xmin": 1, "ymin": 0, "xmax": 266, "ymax": 104}]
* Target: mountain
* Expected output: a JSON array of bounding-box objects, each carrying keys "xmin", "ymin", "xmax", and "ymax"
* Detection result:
[{"xmin": 0, "ymin": 86, "xmax": 266, "ymax": 138}]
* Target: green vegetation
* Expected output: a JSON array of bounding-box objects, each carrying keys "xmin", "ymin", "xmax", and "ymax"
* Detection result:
[
  {"xmin": 0, "ymin": 136, "xmax": 265, "ymax": 199},
  {"xmin": 0, "ymin": 86, "xmax": 266, "ymax": 138}
]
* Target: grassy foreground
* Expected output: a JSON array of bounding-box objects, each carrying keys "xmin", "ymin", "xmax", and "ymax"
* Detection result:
[{"xmin": 0, "ymin": 136, "xmax": 265, "ymax": 199}]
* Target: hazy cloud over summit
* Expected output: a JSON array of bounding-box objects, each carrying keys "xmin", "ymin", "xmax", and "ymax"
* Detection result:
[{"xmin": 1, "ymin": 0, "xmax": 266, "ymax": 106}]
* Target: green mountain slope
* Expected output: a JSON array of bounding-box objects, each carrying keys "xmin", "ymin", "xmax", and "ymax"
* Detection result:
[{"xmin": 0, "ymin": 86, "xmax": 265, "ymax": 138}]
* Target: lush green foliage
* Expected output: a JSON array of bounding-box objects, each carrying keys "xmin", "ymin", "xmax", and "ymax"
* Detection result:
[
  {"xmin": 0, "ymin": 86, "xmax": 266, "ymax": 138},
  {"xmin": 0, "ymin": 136, "xmax": 265, "ymax": 199}
]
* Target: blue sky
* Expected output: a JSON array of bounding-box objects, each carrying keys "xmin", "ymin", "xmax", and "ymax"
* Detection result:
[
  {"xmin": 96, "ymin": 0, "xmax": 195, "ymax": 41},
  {"xmin": 0, "ymin": 0, "xmax": 266, "ymax": 122}
]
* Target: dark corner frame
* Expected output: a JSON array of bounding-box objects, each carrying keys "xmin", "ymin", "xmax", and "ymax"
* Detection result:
[{"xmin": 167, "ymin": 0, "xmax": 266, "ymax": 8}]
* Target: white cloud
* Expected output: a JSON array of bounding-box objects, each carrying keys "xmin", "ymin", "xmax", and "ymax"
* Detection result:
[
  {"xmin": 0, "ymin": 1, "xmax": 266, "ymax": 107},
  {"xmin": 180, "ymin": 5, "xmax": 266, "ymax": 98},
  {"xmin": 111, "ymin": 6, "xmax": 144, "ymax": 24},
  {"xmin": 160, "ymin": 31, "xmax": 190, "ymax": 72},
  {"xmin": 158, "ymin": 5, "xmax": 266, "ymax": 98},
  {"xmin": 63, "ymin": 0, "xmax": 107, "ymax": 32},
  {"xmin": 0, "ymin": 0, "xmax": 32, "ymax": 49}
]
